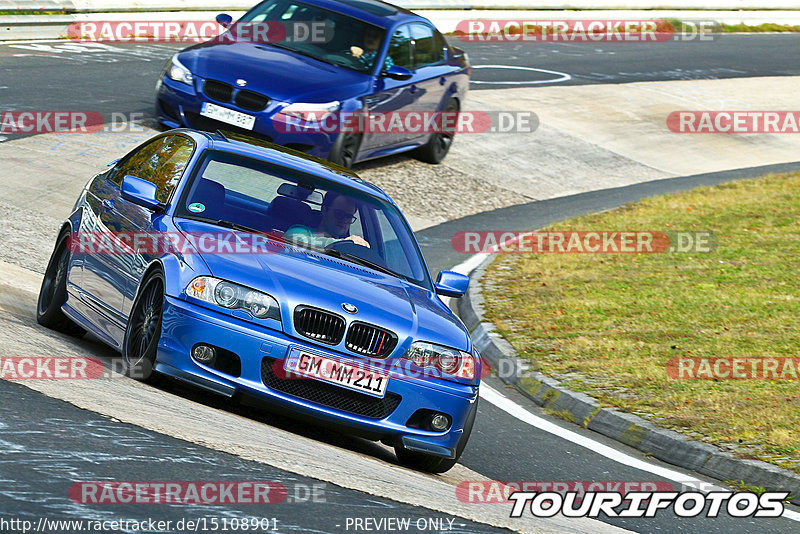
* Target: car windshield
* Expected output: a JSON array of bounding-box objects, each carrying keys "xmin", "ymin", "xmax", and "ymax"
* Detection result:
[
  {"xmin": 176, "ymin": 149, "xmax": 430, "ymax": 287},
  {"xmin": 237, "ymin": 0, "xmax": 386, "ymax": 74}
]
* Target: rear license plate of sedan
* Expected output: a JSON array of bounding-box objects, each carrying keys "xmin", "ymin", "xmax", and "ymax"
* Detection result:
[
  {"xmin": 284, "ymin": 351, "xmax": 388, "ymax": 398},
  {"xmin": 200, "ymin": 102, "xmax": 256, "ymax": 130}
]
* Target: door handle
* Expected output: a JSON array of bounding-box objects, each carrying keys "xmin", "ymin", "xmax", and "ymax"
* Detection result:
[{"xmin": 102, "ymin": 199, "xmax": 114, "ymax": 212}]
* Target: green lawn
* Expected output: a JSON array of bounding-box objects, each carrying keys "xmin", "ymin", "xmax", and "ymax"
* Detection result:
[{"xmin": 483, "ymin": 172, "xmax": 800, "ymax": 473}]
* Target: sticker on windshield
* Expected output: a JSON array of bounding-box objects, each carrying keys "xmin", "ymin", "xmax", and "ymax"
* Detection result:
[{"xmin": 188, "ymin": 202, "xmax": 205, "ymax": 213}]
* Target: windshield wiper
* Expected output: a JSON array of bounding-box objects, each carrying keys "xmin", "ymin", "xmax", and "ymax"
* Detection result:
[{"xmin": 323, "ymin": 248, "xmax": 401, "ymax": 279}]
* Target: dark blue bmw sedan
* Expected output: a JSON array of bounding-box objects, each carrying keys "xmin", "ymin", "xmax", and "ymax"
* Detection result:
[
  {"xmin": 38, "ymin": 129, "xmax": 480, "ymax": 473},
  {"xmin": 154, "ymin": 0, "xmax": 470, "ymax": 167}
]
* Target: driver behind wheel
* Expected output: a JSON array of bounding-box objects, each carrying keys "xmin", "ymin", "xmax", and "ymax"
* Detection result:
[
  {"xmin": 284, "ymin": 191, "xmax": 370, "ymax": 249},
  {"xmin": 350, "ymin": 26, "xmax": 393, "ymax": 71}
]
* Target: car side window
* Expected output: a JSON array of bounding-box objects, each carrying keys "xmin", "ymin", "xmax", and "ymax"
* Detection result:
[
  {"xmin": 249, "ymin": 1, "xmax": 281, "ymax": 21},
  {"xmin": 136, "ymin": 135, "xmax": 196, "ymax": 204},
  {"xmin": 108, "ymin": 138, "xmax": 166, "ymax": 187},
  {"xmin": 386, "ymin": 25, "xmax": 412, "ymax": 70},
  {"xmin": 434, "ymin": 31, "xmax": 447, "ymax": 61},
  {"xmin": 410, "ymin": 23, "xmax": 442, "ymax": 68}
]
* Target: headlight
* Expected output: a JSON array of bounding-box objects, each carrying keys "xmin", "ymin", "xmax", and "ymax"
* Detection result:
[
  {"xmin": 186, "ymin": 277, "xmax": 280, "ymax": 321},
  {"xmin": 278, "ymin": 101, "xmax": 340, "ymax": 123},
  {"xmin": 166, "ymin": 55, "xmax": 194, "ymax": 86},
  {"xmin": 401, "ymin": 341, "xmax": 476, "ymax": 380}
]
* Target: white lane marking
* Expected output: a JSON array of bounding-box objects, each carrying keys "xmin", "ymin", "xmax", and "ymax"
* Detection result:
[
  {"xmin": 480, "ymin": 385, "xmax": 800, "ymax": 522},
  {"xmin": 481, "ymin": 384, "xmax": 711, "ymax": 484},
  {"xmin": 438, "ymin": 254, "xmax": 490, "ymax": 309},
  {"xmin": 450, "ymin": 253, "xmax": 490, "ymax": 276},
  {"xmin": 471, "ymin": 65, "xmax": 572, "ymax": 85}
]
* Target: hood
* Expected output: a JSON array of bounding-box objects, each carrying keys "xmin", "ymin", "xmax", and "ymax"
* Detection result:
[
  {"xmin": 179, "ymin": 42, "xmax": 372, "ymax": 102},
  {"xmin": 176, "ymin": 220, "xmax": 469, "ymax": 354}
]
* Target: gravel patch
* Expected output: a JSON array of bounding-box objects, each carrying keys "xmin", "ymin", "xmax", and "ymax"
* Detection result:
[{"xmin": 356, "ymin": 153, "xmax": 533, "ymax": 226}]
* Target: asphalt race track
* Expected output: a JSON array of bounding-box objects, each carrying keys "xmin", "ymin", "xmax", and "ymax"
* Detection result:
[
  {"xmin": 463, "ymin": 34, "xmax": 800, "ymax": 86},
  {"xmin": 1, "ymin": 33, "xmax": 800, "ymax": 135},
  {"xmin": 1, "ymin": 34, "xmax": 800, "ymax": 533},
  {"xmin": 0, "ymin": 380, "xmax": 505, "ymax": 534}
]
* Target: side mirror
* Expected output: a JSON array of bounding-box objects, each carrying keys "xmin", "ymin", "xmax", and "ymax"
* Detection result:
[
  {"xmin": 434, "ymin": 270, "xmax": 469, "ymax": 298},
  {"xmin": 121, "ymin": 175, "xmax": 161, "ymax": 211},
  {"xmin": 381, "ymin": 65, "xmax": 412, "ymax": 81},
  {"xmin": 216, "ymin": 13, "xmax": 233, "ymax": 28}
]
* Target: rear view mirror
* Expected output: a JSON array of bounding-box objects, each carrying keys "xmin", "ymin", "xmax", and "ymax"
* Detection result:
[
  {"xmin": 276, "ymin": 183, "xmax": 324, "ymax": 205},
  {"xmin": 216, "ymin": 13, "xmax": 233, "ymax": 28},
  {"xmin": 434, "ymin": 271, "xmax": 469, "ymax": 298},
  {"xmin": 121, "ymin": 175, "xmax": 161, "ymax": 211},
  {"xmin": 382, "ymin": 65, "xmax": 413, "ymax": 81}
]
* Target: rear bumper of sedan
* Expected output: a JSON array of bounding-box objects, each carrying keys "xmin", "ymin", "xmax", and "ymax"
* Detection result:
[
  {"xmin": 157, "ymin": 295, "xmax": 478, "ymax": 458},
  {"xmin": 155, "ymin": 76, "xmax": 338, "ymax": 160}
]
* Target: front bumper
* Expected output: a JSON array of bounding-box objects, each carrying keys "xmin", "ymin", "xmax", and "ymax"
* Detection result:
[
  {"xmin": 155, "ymin": 76, "xmax": 338, "ymax": 159},
  {"xmin": 158, "ymin": 296, "xmax": 478, "ymax": 457}
]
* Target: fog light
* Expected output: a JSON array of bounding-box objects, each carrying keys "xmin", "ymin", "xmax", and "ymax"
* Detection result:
[
  {"xmin": 429, "ymin": 413, "xmax": 450, "ymax": 432},
  {"xmin": 192, "ymin": 345, "xmax": 216, "ymax": 364}
]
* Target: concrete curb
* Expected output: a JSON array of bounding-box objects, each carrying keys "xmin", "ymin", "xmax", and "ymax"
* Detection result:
[{"xmin": 457, "ymin": 254, "xmax": 800, "ymax": 504}]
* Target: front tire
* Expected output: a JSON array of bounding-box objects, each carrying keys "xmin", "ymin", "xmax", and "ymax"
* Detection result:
[
  {"xmin": 329, "ymin": 132, "xmax": 361, "ymax": 169},
  {"xmin": 395, "ymin": 397, "xmax": 478, "ymax": 474},
  {"xmin": 413, "ymin": 99, "xmax": 458, "ymax": 164},
  {"xmin": 37, "ymin": 230, "xmax": 86, "ymax": 337},
  {"xmin": 122, "ymin": 271, "xmax": 165, "ymax": 382}
]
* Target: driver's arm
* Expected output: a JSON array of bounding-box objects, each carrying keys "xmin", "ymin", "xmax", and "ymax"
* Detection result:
[
  {"xmin": 285, "ymin": 225, "xmax": 370, "ymax": 249},
  {"xmin": 285, "ymin": 225, "xmax": 335, "ymax": 248},
  {"xmin": 346, "ymin": 235, "xmax": 370, "ymax": 248}
]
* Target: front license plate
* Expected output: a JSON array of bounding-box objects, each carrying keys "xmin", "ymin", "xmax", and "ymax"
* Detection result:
[
  {"xmin": 200, "ymin": 102, "xmax": 256, "ymax": 130},
  {"xmin": 284, "ymin": 351, "xmax": 389, "ymax": 398}
]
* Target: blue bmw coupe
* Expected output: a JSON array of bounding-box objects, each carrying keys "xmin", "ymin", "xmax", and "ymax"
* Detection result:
[
  {"xmin": 155, "ymin": 0, "xmax": 470, "ymax": 167},
  {"xmin": 37, "ymin": 129, "xmax": 480, "ymax": 472}
]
